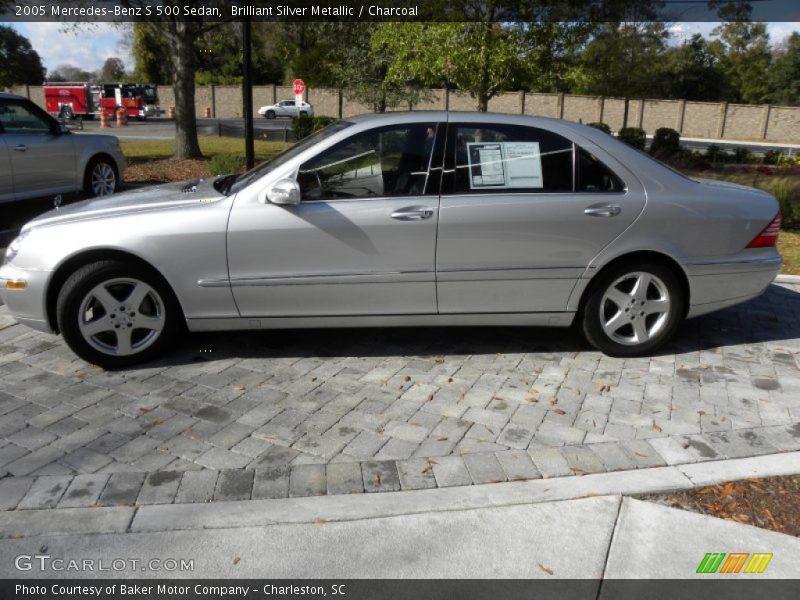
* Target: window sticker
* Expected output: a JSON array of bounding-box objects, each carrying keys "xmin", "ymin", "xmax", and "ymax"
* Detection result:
[{"xmin": 466, "ymin": 141, "xmax": 543, "ymax": 189}]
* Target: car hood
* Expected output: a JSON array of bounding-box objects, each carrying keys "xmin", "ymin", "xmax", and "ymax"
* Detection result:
[{"xmin": 23, "ymin": 178, "xmax": 226, "ymax": 231}]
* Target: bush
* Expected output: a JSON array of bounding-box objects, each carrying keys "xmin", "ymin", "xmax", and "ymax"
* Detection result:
[
  {"xmin": 291, "ymin": 115, "xmax": 339, "ymax": 140},
  {"xmin": 764, "ymin": 150, "xmax": 781, "ymax": 165},
  {"xmin": 588, "ymin": 122, "xmax": 611, "ymax": 134},
  {"xmin": 649, "ymin": 128, "xmax": 680, "ymax": 158},
  {"xmin": 208, "ymin": 153, "xmax": 242, "ymax": 176},
  {"xmin": 704, "ymin": 144, "xmax": 730, "ymax": 163},
  {"xmin": 732, "ymin": 147, "xmax": 754, "ymax": 164},
  {"xmin": 617, "ymin": 127, "xmax": 646, "ymax": 150}
]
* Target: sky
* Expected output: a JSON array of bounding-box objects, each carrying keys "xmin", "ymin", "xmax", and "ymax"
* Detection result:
[{"xmin": 9, "ymin": 21, "xmax": 800, "ymax": 77}]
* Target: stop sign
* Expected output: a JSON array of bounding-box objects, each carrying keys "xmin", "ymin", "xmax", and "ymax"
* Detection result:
[{"xmin": 293, "ymin": 79, "xmax": 305, "ymax": 95}]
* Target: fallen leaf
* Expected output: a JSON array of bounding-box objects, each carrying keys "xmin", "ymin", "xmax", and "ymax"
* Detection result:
[
  {"xmin": 447, "ymin": 377, "xmax": 453, "ymax": 383},
  {"xmin": 526, "ymin": 395, "xmax": 538, "ymax": 403},
  {"xmin": 233, "ymin": 384, "xmax": 246, "ymax": 391},
  {"xmin": 534, "ymin": 367, "xmax": 543, "ymax": 374},
  {"xmin": 311, "ymin": 377, "xmax": 317, "ymax": 382},
  {"xmin": 421, "ymin": 458, "xmax": 438, "ymax": 474},
  {"xmin": 8, "ymin": 533, "xmax": 23, "ymax": 539},
  {"xmin": 538, "ymin": 563, "xmax": 554, "ymax": 576},
  {"xmin": 373, "ymin": 473, "xmax": 382, "ymax": 486},
  {"xmin": 652, "ymin": 422, "xmax": 662, "ymax": 432},
  {"xmin": 633, "ymin": 451, "xmax": 649, "ymax": 458},
  {"xmin": 150, "ymin": 419, "xmax": 166, "ymax": 427},
  {"xmin": 233, "ymin": 557, "xmax": 241, "ymax": 565},
  {"xmin": 570, "ymin": 468, "xmax": 586, "ymax": 476},
  {"xmin": 436, "ymin": 436, "xmax": 448, "ymax": 442},
  {"xmin": 554, "ymin": 408, "xmax": 566, "ymax": 415},
  {"xmin": 404, "ymin": 375, "xmax": 411, "ymax": 382},
  {"xmin": 458, "ymin": 393, "xmax": 465, "ymax": 402},
  {"xmin": 575, "ymin": 389, "xmax": 581, "ymax": 395},
  {"xmin": 138, "ymin": 407, "xmax": 154, "ymax": 414},
  {"xmin": 680, "ymin": 439, "xmax": 690, "ymax": 449},
  {"xmin": 313, "ymin": 518, "xmax": 328, "ymax": 524},
  {"xmin": 426, "ymin": 394, "xmax": 434, "ymax": 401},
  {"xmin": 549, "ymin": 399, "xmax": 558, "ymax": 406},
  {"xmin": 433, "ymin": 357, "xmax": 445, "ymax": 364}
]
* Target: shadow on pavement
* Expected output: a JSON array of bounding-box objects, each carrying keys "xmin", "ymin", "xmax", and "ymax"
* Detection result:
[{"xmin": 139, "ymin": 283, "xmax": 800, "ymax": 368}]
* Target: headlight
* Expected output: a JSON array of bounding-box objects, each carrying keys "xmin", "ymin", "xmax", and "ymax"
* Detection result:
[{"xmin": 3, "ymin": 231, "xmax": 29, "ymax": 266}]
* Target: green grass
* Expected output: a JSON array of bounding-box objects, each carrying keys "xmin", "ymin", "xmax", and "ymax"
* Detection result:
[
  {"xmin": 778, "ymin": 231, "xmax": 800, "ymax": 275},
  {"xmin": 120, "ymin": 136, "xmax": 290, "ymax": 163}
]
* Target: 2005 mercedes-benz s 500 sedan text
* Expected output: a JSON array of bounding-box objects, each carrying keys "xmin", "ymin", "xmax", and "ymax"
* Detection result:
[{"xmin": 0, "ymin": 112, "xmax": 782, "ymax": 368}]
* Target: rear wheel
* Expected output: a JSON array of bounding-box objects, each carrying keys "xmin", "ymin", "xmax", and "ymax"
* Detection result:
[
  {"xmin": 84, "ymin": 157, "xmax": 119, "ymax": 197},
  {"xmin": 265, "ymin": 110, "xmax": 275, "ymax": 119},
  {"xmin": 582, "ymin": 262, "xmax": 684, "ymax": 357},
  {"xmin": 57, "ymin": 260, "xmax": 181, "ymax": 369}
]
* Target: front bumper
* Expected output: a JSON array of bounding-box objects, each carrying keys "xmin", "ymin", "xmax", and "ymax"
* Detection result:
[{"xmin": 0, "ymin": 263, "xmax": 54, "ymax": 334}]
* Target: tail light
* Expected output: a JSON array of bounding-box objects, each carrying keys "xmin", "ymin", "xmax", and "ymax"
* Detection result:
[{"xmin": 746, "ymin": 212, "xmax": 781, "ymax": 248}]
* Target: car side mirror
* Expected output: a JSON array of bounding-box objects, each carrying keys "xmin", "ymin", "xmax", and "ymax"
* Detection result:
[{"xmin": 265, "ymin": 179, "xmax": 301, "ymax": 205}]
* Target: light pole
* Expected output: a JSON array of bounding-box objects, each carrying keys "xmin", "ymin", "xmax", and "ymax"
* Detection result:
[{"xmin": 242, "ymin": 17, "xmax": 254, "ymax": 170}]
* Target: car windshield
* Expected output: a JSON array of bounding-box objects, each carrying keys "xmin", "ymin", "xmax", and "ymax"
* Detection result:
[{"xmin": 225, "ymin": 120, "xmax": 353, "ymax": 195}]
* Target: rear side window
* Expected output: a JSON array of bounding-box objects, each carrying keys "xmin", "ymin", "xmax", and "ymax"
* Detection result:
[
  {"xmin": 0, "ymin": 100, "xmax": 53, "ymax": 134},
  {"xmin": 577, "ymin": 148, "xmax": 625, "ymax": 192},
  {"xmin": 446, "ymin": 123, "xmax": 573, "ymax": 194}
]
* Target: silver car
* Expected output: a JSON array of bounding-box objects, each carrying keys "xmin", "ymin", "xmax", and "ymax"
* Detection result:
[
  {"xmin": 0, "ymin": 112, "xmax": 781, "ymax": 368},
  {"xmin": 258, "ymin": 100, "xmax": 314, "ymax": 119},
  {"xmin": 0, "ymin": 93, "xmax": 126, "ymax": 202}
]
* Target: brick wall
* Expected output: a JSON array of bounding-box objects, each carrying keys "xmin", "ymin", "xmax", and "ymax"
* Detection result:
[{"xmin": 8, "ymin": 84, "xmax": 800, "ymax": 143}]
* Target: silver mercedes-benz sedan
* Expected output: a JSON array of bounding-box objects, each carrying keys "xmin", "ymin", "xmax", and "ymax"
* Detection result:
[{"xmin": 0, "ymin": 112, "xmax": 782, "ymax": 368}]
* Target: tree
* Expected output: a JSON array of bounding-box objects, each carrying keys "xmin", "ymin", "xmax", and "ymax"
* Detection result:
[
  {"xmin": 713, "ymin": 21, "xmax": 772, "ymax": 104},
  {"xmin": 131, "ymin": 23, "xmax": 172, "ymax": 84},
  {"xmin": 47, "ymin": 64, "xmax": 96, "ymax": 83},
  {"xmin": 771, "ymin": 32, "xmax": 800, "ymax": 105},
  {"xmin": 574, "ymin": 21, "xmax": 669, "ymax": 98},
  {"xmin": 659, "ymin": 34, "xmax": 728, "ymax": 101},
  {"xmin": 374, "ymin": 20, "xmax": 521, "ymax": 112},
  {"xmin": 0, "ymin": 25, "xmax": 45, "ymax": 89},
  {"xmin": 101, "ymin": 57, "xmax": 126, "ymax": 82}
]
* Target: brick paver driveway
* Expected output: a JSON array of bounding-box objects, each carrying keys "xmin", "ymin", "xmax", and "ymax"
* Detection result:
[{"xmin": 0, "ymin": 283, "xmax": 799, "ymax": 510}]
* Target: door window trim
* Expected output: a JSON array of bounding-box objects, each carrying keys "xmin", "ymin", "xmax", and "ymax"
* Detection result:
[
  {"xmin": 295, "ymin": 121, "xmax": 446, "ymax": 203},
  {"xmin": 442, "ymin": 122, "xmax": 627, "ymax": 196}
]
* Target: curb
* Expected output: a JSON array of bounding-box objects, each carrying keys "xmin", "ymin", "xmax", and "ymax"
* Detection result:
[
  {"xmin": 1, "ymin": 451, "xmax": 797, "ymax": 539},
  {"xmin": 775, "ymin": 274, "xmax": 800, "ymax": 284}
]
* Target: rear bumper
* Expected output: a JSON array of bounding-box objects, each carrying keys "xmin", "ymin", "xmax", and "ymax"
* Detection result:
[{"xmin": 685, "ymin": 255, "xmax": 781, "ymax": 318}]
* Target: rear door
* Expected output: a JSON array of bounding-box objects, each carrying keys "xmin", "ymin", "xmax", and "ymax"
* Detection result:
[
  {"xmin": 0, "ymin": 135, "xmax": 14, "ymax": 202},
  {"xmin": 0, "ymin": 98, "xmax": 77, "ymax": 198},
  {"xmin": 436, "ymin": 121, "xmax": 645, "ymax": 313}
]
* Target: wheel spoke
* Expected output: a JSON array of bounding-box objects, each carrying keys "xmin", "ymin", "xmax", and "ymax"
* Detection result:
[
  {"xmin": 136, "ymin": 315, "xmax": 164, "ymax": 333},
  {"xmin": 632, "ymin": 273, "xmax": 651, "ymax": 301},
  {"xmin": 125, "ymin": 283, "xmax": 149, "ymax": 312},
  {"xmin": 643, "ymin": 298, "xmax": 670, "ymax": 315},
  {"xmin": 80, "ymin": 316, "xmax": 114, "ymax": 337},
  {"xmin": 602, "ymin": 310, "xmax": 627, "ymax": 337},
  {"xmin": 605, "ymin": 287, "xmax": 631, "ymax": 309},
  {"xmin": 89, "ymin": 284, "xmax": 117, "ymax": 312},
  {"xmin": 116, "ymin": 327, "xmax": 133, "ymax": 355},
  {"xmin": 632, "ymin": 318, "xmax": 649, "ymax": 343}
]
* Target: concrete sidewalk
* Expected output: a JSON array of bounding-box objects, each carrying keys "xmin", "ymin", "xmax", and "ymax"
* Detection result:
[{"xmin": 0, "ymin": 455, "xmax": 798, "ymax": 580}]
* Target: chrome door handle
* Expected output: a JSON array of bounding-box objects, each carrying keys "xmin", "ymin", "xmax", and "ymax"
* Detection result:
[
  {"xmin": 584, "ymin": 204, "xmax": 621, "ymax": 217},
  {"xmin": 391, "ymin": 207, "xmax": 434, "ymax": 221},
  {"xmin": 13, "ymin": 145, "xmax": 27, "ymax": 152}
]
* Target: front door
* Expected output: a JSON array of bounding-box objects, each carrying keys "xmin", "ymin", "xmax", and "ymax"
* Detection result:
[
  {"xmin": 436, "ymin": 121, "xmax": 646, "ymax": 313},
  {"xmin": 0, "ymin": 98, "xmax": 76, "ymax": 198},
  {"xmin": 227, "ymin": 121, "xmax": 442, "ymax": 317}
]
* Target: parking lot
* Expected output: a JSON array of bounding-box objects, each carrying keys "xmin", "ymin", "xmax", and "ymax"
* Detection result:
[{"xmin": 0, "ymin": 280, "xmax": 798, "ymax": 510}]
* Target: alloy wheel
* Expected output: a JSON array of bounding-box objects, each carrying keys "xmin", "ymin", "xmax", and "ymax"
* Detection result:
[
  {"xmin": 77, "ymin": 278, "xmax": 165, "ymax": 356},
  {"xmin": 91, "ymin": 163, "xmax": 116, "ymax": 196},
  {"xmin": 599, "ymin": 271, "xmax": 671, "ymax": 346}
]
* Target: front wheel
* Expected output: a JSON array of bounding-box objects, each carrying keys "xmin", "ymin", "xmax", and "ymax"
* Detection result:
[
  {"xmin": 265, "ymin": 110, "xmax": 275, "ymax": 119},
  {"xmin": 57, "ymin": 261, "xmax": 182, "ymax": 368},
  {"xmin": 582, "ymin": 263, "xmax": 684, "ymax": 357}
]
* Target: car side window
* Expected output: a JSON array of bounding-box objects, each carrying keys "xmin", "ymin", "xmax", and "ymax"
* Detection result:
[
  {"xmin": 577, "ymin": 147, "xmax": 625, "ymax": 192},
  {"xmin": 0, "ymin": 101, "xmax": 53, "ymax": 134},
  {"xmin": 448, "ymin": 124, "xmax": 573, "ymax": 194},
  {"xmin": 297, "ymin": 123, "xmax": 437, "ymax": 201}
]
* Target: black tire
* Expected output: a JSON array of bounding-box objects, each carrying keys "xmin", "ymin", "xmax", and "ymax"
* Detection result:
[
  {"xmin": 57, "ymin": 260, "xmax": 182, "ymax": 369},
  {"xmin": 83, "ymin": 156, "xmax": 120, "ymax": 197},
  {"xmin": 266, "ymin": 110, "xmax": 275, "ymax": 119},
  {"xmin": 581, "ymin": 262, "xmax": 684, "ymax": 357},
  {"xmin": 299, "ymin": 111, "xmax": 308, "ymax": 117}
]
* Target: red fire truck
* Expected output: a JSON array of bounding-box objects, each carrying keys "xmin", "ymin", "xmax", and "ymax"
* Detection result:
[{"xmin": 43, "ymin": 82, "xmax": 160, "ymax": 121}]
